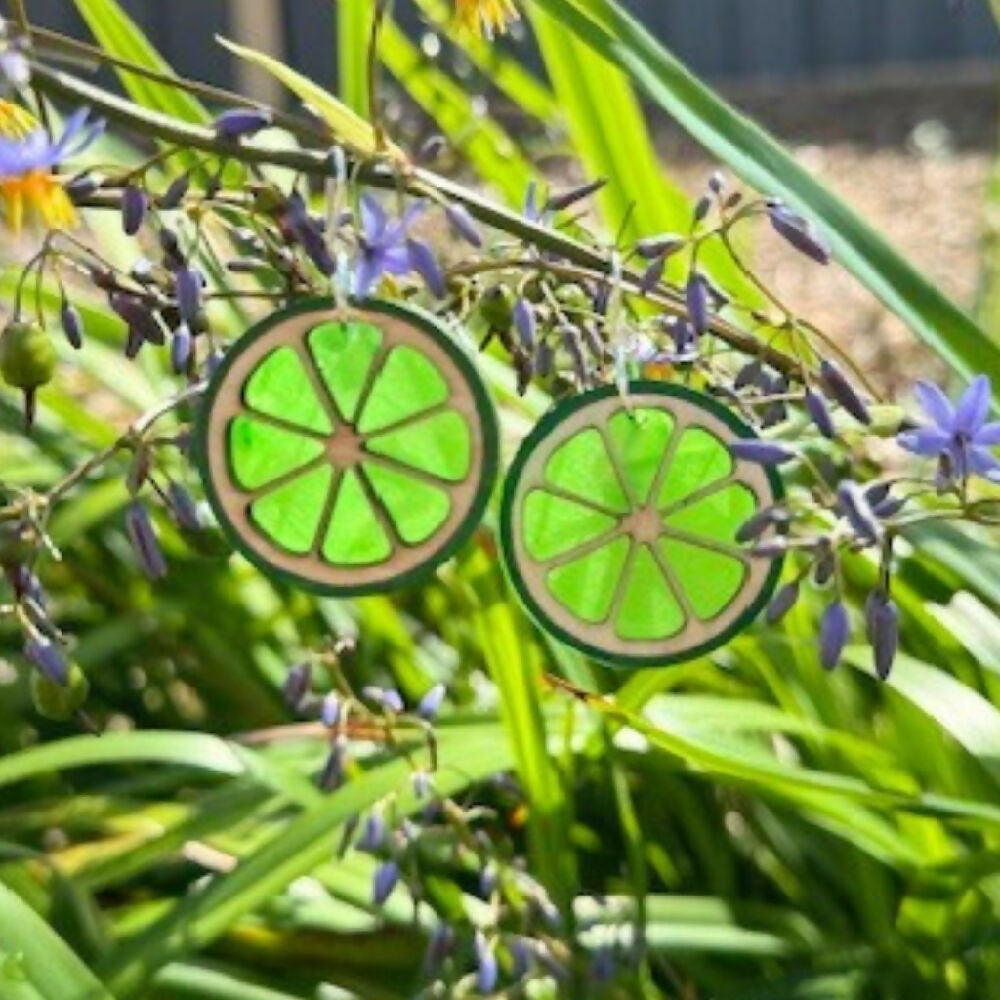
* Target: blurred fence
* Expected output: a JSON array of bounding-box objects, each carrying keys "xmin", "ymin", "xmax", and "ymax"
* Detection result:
[{"xmin": 13, "ymin": 0, "xmax": 1000, "ymax": 94}]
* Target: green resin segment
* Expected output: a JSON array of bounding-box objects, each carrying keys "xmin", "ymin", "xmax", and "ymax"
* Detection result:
[
  {"xmin": 250, "ymin": 465, "xmax": 334, "ymax": 554},
  {"xmin": 614, "ymin": 544, "xmax": 685, "ymax": 641},
  {"xmin": 308, "ymin": 321, "xmax": 383, "ymax": 422},
  {"xmin": 546, "ymin": 535, "xmax": 630, "ymax": 623},
  {"xmin": 322, "ymin": 469, "xmax": 392, "ymax": 565},
  {"xmin": 358, "ymin": 345, "xmax": 450, "ymax": 434},
  {"xmin": 661, "ymin": 537, "xmax": 747, "ymax": 620},
  {"xmin": 228, "ymin": 416, "xmax": 325, "ymax": 490},
  {"xmin": 522, "ymin": 489, "xmax": 618, "ymax": 562},
  {"xmin": 363, "ymin": 462, "xmax": 451, "ymax": 545},
  {"xmin": 243, "ymin": 346, "xmax": 332, "ymax": 434},
  {"xmin": 365, "ymin": 410, "xmax": 471, "ymax": 482},
  {"xmin": 663, "ymin": 482, "xmax": 757, "ymax": 547},
  {"xmin": 607, "ymin": 407, "xmax": 675, "ymax": 504},
  {"xmin": 544, "ymin": 428, "xmax": 630, "ymax": 513},
  {"xmin": 659, "ymin": 426, "xmax": 733, "ymax": 510}
]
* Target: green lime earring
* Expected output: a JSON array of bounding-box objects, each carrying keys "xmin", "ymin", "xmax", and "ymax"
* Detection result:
[
  {"xmin": 499, "ymin": 382, "xmax": 784, "ymax": 666},
  {"xmin": 195, "ymin": 298, "xmax": 499, "ymax": 595}
]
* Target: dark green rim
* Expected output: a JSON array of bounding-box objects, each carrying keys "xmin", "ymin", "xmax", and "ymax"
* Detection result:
[
  {"xmin": 499, "ymin": 381, "xmax": 785, "ymax": 668},
  {"xmin": 194, "ymin": 296, "xmax": 500, "ymax": 597}
]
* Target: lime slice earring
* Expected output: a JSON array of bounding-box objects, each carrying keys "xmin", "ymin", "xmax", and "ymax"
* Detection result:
[
  {"xmin": 499, "ymin": 382, "xmax": 784, "ymax": 666},
  {"xmin": 195, "ymin": 298, "xmax": 499, "ymax": 595}
]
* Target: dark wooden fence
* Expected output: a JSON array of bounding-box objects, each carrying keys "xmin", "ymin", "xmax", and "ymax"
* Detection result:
[{"xmin": 12, "ymin": 0, "xmax": 1000, "ymax": 92}]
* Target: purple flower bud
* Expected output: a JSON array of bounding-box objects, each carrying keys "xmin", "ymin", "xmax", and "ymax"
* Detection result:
[
  {"xmin": 213, "ymin": 106, "xmax": 273, "ymax": 140},
  {"xmin": 282, "ymin": 662, "xmax": 312, "ymax": 710},
  {"xmin": 865, "ymin": 483, "xmax": 891, "ymax": 507},
  {"xmin": 836, "ymin": 481, "xmax": 881, "ymax": 543},
  {"xmin": 510, "ymin": 298, "xmax": 535, "ymax": 353},
  {"xmin": 417, "ymin": 683, "xmax": 445, "ymax": 720},
  {"xmin": 445, "ymin": 203, "xmax": 482, "ymax": 247},
  {"xmin": 874, "ymin": 495, "xmax": 907, "ymax": 519},
  {"xmin": 406, "ymin": 238, "xmax": 446, "ymax": 298},
  {"xmin": 871, "ymin": 597, "xmax": 899, "ymax": 680},
  {"xmin": 475, "ymin": 932, "xmax": 498, "ymax": 994},
  {"xmin": 544, "ymin": 177, "xmax": 606, "ymax": 213},
  {"xmin": 766, "ymin": 581, "xmax": 800, "ymax": 623},
  {"xmin": 110, "ymin": 294, "xmax": 163, "ymax": 345},
  {"xmin": 60, "ymin": 302, "xmax": 83, "ymax": 350},
  {"xmin": 813, "ymin": 548, "xmax": 835, "ymax": 586},
  {"xmin": 708, "ymin": 170, "xmax": 726, "ymax": 194},
  {"xmin": 25, "ymin": 638, "xmax": 68, "ymax": 686},
  {"xmin": 166, "ymin": 481, "xmax": 200, "ymax": 531},
  {"xmin": 126, "ymin": 501, "xmax": 166, "ymax": 580},
  {"xmin": 768, "ymin": 201, "xmax": 831, "ymax": 265},
  {"xmin": 734, "ymin": 360, "xmax": 763, "ymax": 390},
  {"xmin": 205, "ymin": 349, "xmax": 224, "ymax": 378},
  {"xmin": 693, "ymin": 195, "xmax": 712, "ymax": 223},
  {"xmin": 820, "ymin": 600, "xmax": 850, "ymax": 671},
  {"xmin": 510, "ymin": 936, "xmax": 532, "ymax": 979},
  {"xmin": 171, "ymin": 326, "xmax": 193, "ymax": 376},
  {"xmin": 174, "ymin": 267, "xmax": 203, "ymax": 326},
  {"xmin": 751, "ymin": 538, "xmax": 788, "ymax": 559},
  {"xmin": 639, "ymin": 254, "xmax": 666, "ymax": 294},
  {"xmin": 372, "ymin": 860, "xmax": 400, "ymax": 906},
  {"xmin": 591, "ymin": 946, "xmax": 616, "ymax": 983},
  {"xmin": 636, "ymin": 232, "xmax": 686, "ymax": 260},
  {"xmin": 805, "ymin": 390, "xmax": 835, "ymax": 439},
  {"xmin": 356, "ymin": 810, "xmax": 387, "ymax": 852},
  {"xmin": 736, "ymin": 507, "xmax": 779, "ymax": 544},
  {"xmin": 411, "ymin": 769, "xmax": 432, "ymax": 799},
  {"xmin": 64, "ymin": 172, "xmax": 101, "ymax": 202},
  {"xmin": 819, "ymin": 360, "xmax": 871, "ymax": 425},
  {"xmin": 730, "ymin": 439, "xmax": 796, "ymax": 466},
  {"xmin": 535, "ymin": 341, "xmax": 553, "ymax": 378},
  {"xmin": 686, "ymin": 271, "xmax": 711, "ymax": 334},
  {"xmin": 321, "ymin": 692, "xmax": 342, "ymax": 728},
  {"xmin": 320, "ymin": 741, "xmax": 345, "ymax": 791},
  {"xmin": 121, "ymin": 184, "xmax": 147, "ymax": 236},
  {"xmin": 363, "ymin": 685, "xmax": 403, "ymax": 713},
  {"xmin": 160, "ymin": 172, "xmax": 190, "ymax": 210},
  {"xmin": 424, "ymin": 924, "xmax": 455, "ymax": 973}
]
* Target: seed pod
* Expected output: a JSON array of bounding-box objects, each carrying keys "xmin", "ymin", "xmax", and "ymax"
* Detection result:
[
  {"xmin": 372, "ymin": 860, "xmax": 400, "ymax": 906},
  {"xmin": 819, "ymin": 360, "xmax": 871, "ymax": 425},
  {"xmin": 174, "ymin": 266, "xmax": 203, "ymax": 326},
  {"xmin": 25, "ymin": 638, "xmax": 68, "ymax": 686},
  {"xmin": 544, "ymin": 177, "xmax": 606, "ymax": 213},
  {"xmin": 730, "ymin": 439, "xmax": 796, "ymax": 466},
  {"xmin": 60, "ymin": 302, "xmax": 83, "ymax": 350},
  {"xmin": 213, "ymin": 106, "xmax": 273, "ymax": 140},
  {"xmin": 406, "ymin": 238, "xmax": 445, "ymax": 298},
  {"xmin": 805, "ymin": 389, "xmax": 835, "ymax": 439},
  {"xmin": 126, "ymin": 501, "xmax": 167, "ymax": 580},
  {"xmin": 444, "ymin": 202, "xmax": 481, "ymax": 247},
  {"xmin": 871, "ymin": 597, "xmax": 899, "ymax": 680},
  {"xmin": 768, "ymin": 201, "xmax": 831, "ymax": 264},
  {"xmin": 766, "ymin": 581, "xmax": 800, "ymax": 623},
  {"xmin": 121, "ymin": 184, "xmax": 147, "ymax": 236},
  {"xmin": 1, "ymin": 321, "xmax": 57, "ymax": 430},
  {"xmin": 819, "ymin": 600, "xmax": 850, "ymax": 670},
  {"xmin": 686, "ymin": 271, "xmax": 710, "ymax": 334}
]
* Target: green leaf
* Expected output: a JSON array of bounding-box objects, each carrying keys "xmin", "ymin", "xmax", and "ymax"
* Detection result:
[
  {"xmin": 337, "ymin": 0, "xmax": 373, "ymax": 117},
  {"xmin": 0, "ymin": 882, "xmax": 114, "ymax": 1000},
  {"xmin": 529, "ymin": 0, "xmax": 1000, "ymax": 384}
]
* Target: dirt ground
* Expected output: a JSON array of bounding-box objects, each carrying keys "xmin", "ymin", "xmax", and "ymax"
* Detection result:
[{"xmin": 652, "ymin": 66, "xmax": 1000, "ymax": 394}]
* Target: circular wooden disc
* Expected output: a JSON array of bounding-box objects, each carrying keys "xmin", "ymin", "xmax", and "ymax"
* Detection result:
[
  {"xmin": 195, "ymin": 298, "xmax": 498, "ymax": 595},
  {"xmin": 499, "ymin": 382, "xmax": 784, "ymax": 667}
]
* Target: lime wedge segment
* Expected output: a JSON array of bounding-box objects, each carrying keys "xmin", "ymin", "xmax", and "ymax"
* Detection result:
[
  {"xmin": 544, "ymin": 429, "xmax": 630, "ymax": 513},
  {"xmin": 308, "ymin": 321, "xmax": 383, "ymax": 422},
  {"xmin": 523, "ymin": 488, "xmax": 618, "ymax": 562},
  {"xmin": 660, "ymin": 538, "xmax": 747, "ymax": 620},
  {"xmin": 365, "ymin": 410, "xmax": 471, "ymax": 481},
  {"xmin": 228, "ymin": 416, "xmax": 325, "ymax": 490},
  {"xmin": 663, "ymin": 482, "xmax": 757, "ymax": 547},
  {"xmin": 250, "ymin": 464, "xmax": 333, "ymax": 554},
  {"xmin": 615, "ymin": 544, "xmax": 685, "ymax": 641},
  {"xmin": 244, "ymin": 346, "xmax": 332, "ymax": 434},
  {"xmin": 607, "ymin": 407, "xmax": 675, "ymax": 503},
  {"xmin": 358, "ymin": 345, "xmax": 450, "ymax": 434},
  {"xmin": 546, "ymin": 534, "xmax": 629, "ymax": 623},
  {"xmin": 658, "ymin": 427, "xmax": 733, "ymax": 509},
  {"xmin": 363, "ymin": 462, "xmax": 451, "ymax": 545},
  {"xmin": 322, "ymin": 469, "xmax": 392, "ymax": 565}
]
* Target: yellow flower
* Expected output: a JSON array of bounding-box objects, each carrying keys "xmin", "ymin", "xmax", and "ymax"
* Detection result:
[
  {"xmin": 455, "ymin": 0, "xmax": 519, "ymax": 37},
  {"xmin": 0, "ymin": 101, "xmax": 102, "ymax": 233}
]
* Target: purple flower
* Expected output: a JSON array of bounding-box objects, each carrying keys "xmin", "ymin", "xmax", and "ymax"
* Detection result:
[
  {"xmin": 354, "ymin": 195, "xmax": 423, "ymax": 298},
  {"xmin": 0, "ymin": 107, "xmax": 104, "ymax": 179},
  {"xmin": 898, "ymin": 375, "xmax": 1000, "ymax": 482}
]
